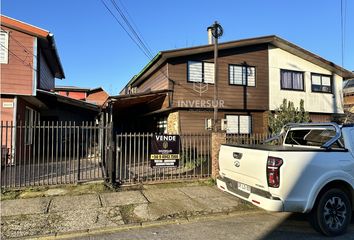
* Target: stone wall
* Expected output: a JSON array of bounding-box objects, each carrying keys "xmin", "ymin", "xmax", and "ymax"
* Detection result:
[
  {"xmin": 211, "ymin": 132, "xmax": 226, "ymax": 179},
  {"xmin": 167, "ymin": 111, "xmax": 179, "ymax": 134}
]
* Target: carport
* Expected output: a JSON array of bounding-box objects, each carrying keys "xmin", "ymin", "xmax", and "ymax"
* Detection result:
[{"xmin": 105, "ymin": 90, "xmax": 172, "ymax": 133}]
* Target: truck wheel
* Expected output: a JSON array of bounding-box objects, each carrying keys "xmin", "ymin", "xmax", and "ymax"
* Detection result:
[{"xmin": 311, "ymin": 188, "xmax": 352, "ymax": 236}]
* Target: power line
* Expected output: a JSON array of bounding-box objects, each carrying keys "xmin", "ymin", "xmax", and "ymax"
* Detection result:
[
  {"xmin": 100, "ymin": 0, "xmax": 152, "ymax": 60},
  {"xmin": 100, "ymin": 0, "xmax": 171, "ymax": 90},
  {"xmin": 117, "ymin": 0, "xmax": 152, "ymax": 54},
  {"xmin": 109, "ymin": 0, "xmax": 153, "ymax": 59},
  {"xmin": 340, "ymin": 0, "xmax": 346, "ymax": 67},
  {"xmin": 0, "ymin": 42, "xmax": 37, "ymax": 71}
]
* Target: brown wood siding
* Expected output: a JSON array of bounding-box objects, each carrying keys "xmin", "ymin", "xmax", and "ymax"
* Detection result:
[
  {"xmin": 137, "ymin": 64, "xmax": 169, "ymax": 93},
  {"xmin": 168, "ymin": 44, "xmax": 269, "ymax": 111},
  {"xmin": 38, "ymin": 50, "xmax": 54, "ymax": 90},
  {"xmin": 309, "ymin": 113, "xmax": 331, "ymax": 123},
  {"xmin": 86, "ymin": 90, "xmax": 109, "ymax": 106},
  {"xmin": 0, "ymin": 26, "xmax": 34, "ymax": 95},
  {"xmin": 178, "ymin": 110, "xmax": 268, "ymax": 134},
  {"xmin": 344, "ymin": 95, "xmax": 354, "ymax": 106}
]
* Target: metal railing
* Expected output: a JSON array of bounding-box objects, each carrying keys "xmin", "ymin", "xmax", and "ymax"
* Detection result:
[
  {"xmin": 115, "ymin": 133, "xmax": 211, "ymax": 184},
  {"xmin": 226, "ymin": 133, "xmax": 273, "ymax": 145},
  {"xmin": 1, "ymin": 121, "xmax": 110, "ymax": 188}
]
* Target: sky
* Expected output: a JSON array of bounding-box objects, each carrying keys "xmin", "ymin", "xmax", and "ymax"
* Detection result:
[{"xmin": 1, "ymin": 0, "xmax": 353, "ymax": 95}]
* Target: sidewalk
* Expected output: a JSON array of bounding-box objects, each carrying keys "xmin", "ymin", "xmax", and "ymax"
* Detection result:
[{"xmin": 1, "ymin": 184, "xmax": 256, "ymax": 239}]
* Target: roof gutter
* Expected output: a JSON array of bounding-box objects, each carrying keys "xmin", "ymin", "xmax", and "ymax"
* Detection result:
[{"xmin": 47, "ymin": 33, "xmax": 65, "ymax": 79}]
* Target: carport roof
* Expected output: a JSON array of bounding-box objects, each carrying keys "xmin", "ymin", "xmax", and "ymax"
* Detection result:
[
  {"xmin": 31, "ymin": 89, "xmax": 100, "ymax": 111},
  {"xmin": 106, "ymin": 89, "xmax": 171, "ymax": 110}
]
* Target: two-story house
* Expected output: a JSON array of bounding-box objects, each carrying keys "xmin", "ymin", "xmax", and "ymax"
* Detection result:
[
  {"xmin": 0, "ymin": 15, "xmax": 99, "ymax": 162},
  {"xmin": 116, "ymin": 35, "xmax": 354, "ymax": 134},
  {"xmin": 0, "ymin": 15, "xmax": 100, "ymax": 122}
]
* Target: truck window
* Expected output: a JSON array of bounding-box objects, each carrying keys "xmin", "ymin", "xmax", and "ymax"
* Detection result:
[{"xmin": 285, "ymin": 129, "xmax": 344, "ymax": 149}]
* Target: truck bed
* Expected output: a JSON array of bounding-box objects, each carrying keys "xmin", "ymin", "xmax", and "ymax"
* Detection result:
[{"xmin": 222, "ymin": 144, "xmax": 348, "ymax": 152}]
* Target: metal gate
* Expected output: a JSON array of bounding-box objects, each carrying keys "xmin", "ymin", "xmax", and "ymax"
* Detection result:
[
  {"xmin": 115, "ymin": 133, "xmax": 211, "ymax": 184},
  {"xmin": 1, "ymin": 121, "xmax": 111, "ymax": 188}
]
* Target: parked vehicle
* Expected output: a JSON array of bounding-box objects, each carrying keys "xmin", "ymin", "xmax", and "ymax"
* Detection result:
[{"xmin": 217, "ymin": 123, "xmax": 354, "ymax": 236}]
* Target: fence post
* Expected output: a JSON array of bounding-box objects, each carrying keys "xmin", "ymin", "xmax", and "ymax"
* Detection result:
[
  {"xmin": 107, "ymin": 102, "xmax": 116, "ymax": 186},
  {"xmin": 211, "ymin": 131, "xmax": 226, "ymax": 179}
]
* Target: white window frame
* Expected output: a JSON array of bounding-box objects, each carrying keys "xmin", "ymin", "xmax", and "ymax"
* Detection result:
[
  {"xmin": 0, "ymin": 30, "xmax": 9, "ymax": 64},
  {"xmin": 229, "ymin": 65, "xmax": 256, "ymax": 86},
  {"xmin": 187, "ymin": 61, "xmax": 215, "ymax": 84},
  {"xmin": 226, "ymin": 115, "xmax": 252, "ymax": 134}
]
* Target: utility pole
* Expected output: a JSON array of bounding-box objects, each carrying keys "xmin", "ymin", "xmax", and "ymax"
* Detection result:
[{"xmin": 208, "ymin": 21, "xmax": 223, "ymax": 132}]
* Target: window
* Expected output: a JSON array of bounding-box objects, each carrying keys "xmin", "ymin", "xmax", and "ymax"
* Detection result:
[
  {"xmin": 229, "ymin": 65, "xmax": 256, "ymax": 86},
  {"xmin": 311, "ymin": 73, "xmax": 332, "ymax": 93},
  {"xmin": 187, "ymin": 61, "xmax": 214, "ymax": 84},
  {"xmin": 157, "ymin": 116, "xmax": 167, "ymax": 134},
  {"xmin": 280, "ymin": 70, "xmax": 304, "ymax": 91},
  {"xmin": 226, "ymin": 115, "xmax": 252, "ymax": 134},
  {"xmin": 25, "ymin": 107, "xmax": 39, "ymax": 145},
  {"xmin": 284, "ymin": 128, "xmax": 344, "ymax": 149},
  {"xmin": 0, "ymin": 30, "xmax": 9, "ymax": 64}
]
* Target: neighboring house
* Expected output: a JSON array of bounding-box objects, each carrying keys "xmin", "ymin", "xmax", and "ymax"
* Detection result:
[
  {"xmin": 54, "ymin": 86, "xmax": 90, "ymax": 100},
  {"xmin": 116, "ymin": 35, "xmax": 354, "ymax": 134},
  {"xmin": 54, "ymin": 86, "xmax": 109, "ymax": 106},
  {"xmin": 0, "ymin": 15, "xmax": 100, "ymax": 123},
  {"xmin": 86, "ymin": 87, "xmax": 109, "ymax": 106},
  {"xmin": 343, "ymin": 79, "xmax": 354, "ymax": 112},
  {"xmin": 0, "ymin": 15, "xmax": 99, "ymax": 161}
]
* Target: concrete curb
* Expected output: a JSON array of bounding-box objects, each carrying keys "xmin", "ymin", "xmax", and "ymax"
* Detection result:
[{"xmin": 23, "ymin": 210, "xmax": 263, "ymax": 240}]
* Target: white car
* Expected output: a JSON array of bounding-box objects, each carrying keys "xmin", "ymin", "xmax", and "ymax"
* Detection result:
[{"xmin": 217, "ymin": 123, "xmax": 354, "ymax": 236}]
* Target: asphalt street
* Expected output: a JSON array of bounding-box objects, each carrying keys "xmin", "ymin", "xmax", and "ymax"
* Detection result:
[{"xmin": 72, "ymin": 212, "xmax": 354, "ymax": 240}]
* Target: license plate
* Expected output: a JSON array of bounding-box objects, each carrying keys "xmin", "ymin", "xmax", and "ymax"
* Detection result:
[{"xmin": 237, "ymin": 182, "xmax": 251, "ymax": 194}]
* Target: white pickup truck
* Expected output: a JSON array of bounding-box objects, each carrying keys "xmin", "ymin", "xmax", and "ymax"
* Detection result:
[{"xmin": 217, "ymin": 123, "xmax": 354, "ymax": 236}]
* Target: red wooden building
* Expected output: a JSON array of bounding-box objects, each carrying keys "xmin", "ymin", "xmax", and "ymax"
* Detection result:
[{"xmin": 0, "ymin": 15, "xmax": 99, "ymax": 163}]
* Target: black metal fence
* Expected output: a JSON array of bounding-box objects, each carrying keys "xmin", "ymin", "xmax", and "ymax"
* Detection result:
[
  {"xmin": 226, "ymin": 133, "xmax": 273, "ymax": 145},
  {"xmin": 115, "ymin": 133, "xmax": 211, "ymax": 184},
  {"xmin": 1, "ymin": 121, "xmax": 110, "ymax": 188},
  {"xmin": 1, "ymin": 120, "xmax": 277, "ymax": 188}
]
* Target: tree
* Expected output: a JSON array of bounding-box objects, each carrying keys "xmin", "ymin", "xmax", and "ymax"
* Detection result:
[{"xmin": 269, "ymin": 99, "xmax": 310, "ymax": 134}]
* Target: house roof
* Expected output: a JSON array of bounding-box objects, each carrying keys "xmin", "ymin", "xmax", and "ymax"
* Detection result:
[
  {"xmin": 54, "ymin": 86, "xmax": 108, "ymax": 94},
  {"xmin": 54, "ymin": 86, "xmax": 91, "ymax": 92},
  {"xmin": 106, "ymin": 89, "xmax": 171, "ymax": 110},
  {"xmin": 36, "ymin": 89, "xmax": 100, "ymax": 111},
  {"xmin": 125, "ymin": 35, "xmax": 354, "ymax": 89},
  {"xmin": 88, "ymin": 87, "xmax": 107, "ymax": 94},
  {"xmin": 0, "ymin": 15, "xmax": 65, "ymax": 79}
]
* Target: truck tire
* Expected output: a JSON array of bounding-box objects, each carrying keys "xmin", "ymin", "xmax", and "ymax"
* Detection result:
[{"xmin": 310, "ymin": 188, "xmax": 352, "ymax": 236}]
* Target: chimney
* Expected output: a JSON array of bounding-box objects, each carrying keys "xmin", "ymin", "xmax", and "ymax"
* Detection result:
[{"xmin": 207, "ymin": 27, "xmax": 214, "ymax": 44}]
